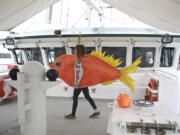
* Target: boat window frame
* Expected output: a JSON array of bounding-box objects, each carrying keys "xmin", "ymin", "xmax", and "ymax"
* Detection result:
[
  {"xmin": 159, "ymin": 47, "xmax": 176, "ymax": 68},
  {"xmin": 44, "ymin": 47, "xmax": 67, "ymax": 65},
  {"xmin": 98, "ymin": 41, "xmax": 129, "ymax": 68},
  {"xmin": 100, "ymin": 46, "xmax": 127, "ymax": 68},
  {"xmin": 132, "ymin": 46, "xmax": 156, "ymax": 68},
  {"xmin": 70, "ymin": 46, "xmax": 96, "ymax": 55},
  {"xmin": 13, "ymin": 48, "xmax": 24, "ymax": 65},
  {"xmin": 0, "ymin": 53, "xmax": 11, "ymax": 58},
  {"xmin": 24, "ymin": 47, "xmax": 43, "ymax": 65},
  {"xmin": 177, "ymin": 54, "xmax": 180, "ymax": 71}
]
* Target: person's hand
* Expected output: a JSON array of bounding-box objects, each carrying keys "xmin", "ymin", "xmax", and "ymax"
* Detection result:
[{"xmin": 74, "ymin": 84, "xmax": 78, "ymax": 88}]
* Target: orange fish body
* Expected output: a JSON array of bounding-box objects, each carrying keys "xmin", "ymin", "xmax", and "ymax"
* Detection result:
[
  {"xmin": 51, "ymin": 50, "xmax": 141, "ymax": 91},
  {"xmin": 51, "ymin": 55, "xmax": 120, "ymax": 88}
]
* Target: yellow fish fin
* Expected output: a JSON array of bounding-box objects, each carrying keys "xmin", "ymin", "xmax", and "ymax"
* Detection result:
[
  {"xmin": 118, "ymin": 57, "xmax": 142, "ymax": 92},
  {"xmin": 90, "ymin": 49, "xmax": 122, "ymax": 67}
]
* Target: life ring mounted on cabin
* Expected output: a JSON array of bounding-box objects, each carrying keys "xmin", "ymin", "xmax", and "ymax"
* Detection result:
[{"xmin": 0, "ymin": 76, "xmax": 17, "ymax": 102}]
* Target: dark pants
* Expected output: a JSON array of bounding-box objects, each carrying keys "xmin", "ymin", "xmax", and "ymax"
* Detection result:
[{"xmin": 72, "ymin": 87, "xmax": 97, "ymax": 115}]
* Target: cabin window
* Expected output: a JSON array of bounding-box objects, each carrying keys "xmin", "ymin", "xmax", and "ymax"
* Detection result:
[
  {"xmin": 102, "ymin": 47, "xmax": 126, "ymax": 67},
  {"xmin": 177, "ymin": 55, "xmax": 180, "ymax": 70},
  {"xmin": 13, "ymin": 49, "xmax": 24, "ymax": 65},
  {"xmin": 0, "ymin": 53, "xmax": 11, "ymax": 58},
  {"xmin": 132, "ymin": 47, "xmax": 155, "ymax": 67},
  {"xmin": 45, "ymin": 47, "xmax": 66, "ymax": 64},
  {"xmin": 160, "ymin": 47, "xmax": 175, "ymax": 67},
  {"xmin": 71, "ymin": 47, "xmax": 95, "ymax": 55},
  {"xmin": 25, "ymin": 48, "xmax": 43, "ymax": 64}
]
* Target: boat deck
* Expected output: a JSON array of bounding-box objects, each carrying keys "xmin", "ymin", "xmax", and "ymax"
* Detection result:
[{"xmin": 0, "ymin": 97, "xmax": 112, "ymax": 135}]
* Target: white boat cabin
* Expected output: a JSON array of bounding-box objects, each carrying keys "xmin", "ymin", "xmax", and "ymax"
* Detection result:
[{"xmin": 1, "ymin": 33, "xmax": 180, "ymax": 115}]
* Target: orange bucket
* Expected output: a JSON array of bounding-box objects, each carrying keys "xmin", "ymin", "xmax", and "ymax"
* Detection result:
[{"xmin": 117, "ymin": 94, "xmax": 132, "ymax": 108}]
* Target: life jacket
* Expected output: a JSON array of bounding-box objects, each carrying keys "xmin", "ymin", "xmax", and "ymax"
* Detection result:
[{"xmin": 145, "ymin": 78, "xmax": 158, "ymax": 101}]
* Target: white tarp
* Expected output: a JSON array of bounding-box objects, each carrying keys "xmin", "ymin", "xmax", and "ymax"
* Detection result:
[
  {"xmin": 0, "ymin": 0, "xmax": 180, "ymax": 33},
  {"xmin": 0, "ymin": 0, "xmax": 59, "ymax": 31},
  {"xmin": 103, "ymin": 0, "xmax": 180, "ymax": 33}
]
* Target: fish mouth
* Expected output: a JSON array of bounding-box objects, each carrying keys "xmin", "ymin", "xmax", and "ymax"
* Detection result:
[{"xmin": 50, "ymin": 64, "xmax": 54, "ymax": 68}]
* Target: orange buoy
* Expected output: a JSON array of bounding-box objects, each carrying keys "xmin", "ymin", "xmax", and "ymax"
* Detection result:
[{"xmin": 117, "ymin": 94, "xmax": 132, "ymax": 108}]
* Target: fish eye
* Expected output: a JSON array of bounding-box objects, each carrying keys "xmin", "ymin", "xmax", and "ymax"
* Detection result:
[{"xmin": 56, "ymin": 61, "xmax": 61, "ymax": 67}]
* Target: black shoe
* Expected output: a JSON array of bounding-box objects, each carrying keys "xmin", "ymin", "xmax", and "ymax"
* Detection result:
[
  {"xmin": 89, "ymin": 112, "xmax": 100, "ymax": 118},
  {"xmin": 64, "ymin": 114, "xmax": 76, "ymax": 119}
]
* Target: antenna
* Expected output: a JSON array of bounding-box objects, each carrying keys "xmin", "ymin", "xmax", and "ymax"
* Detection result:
[{"xmin": 77, "ymin": 32, "xmax": 83, "ymax": 45}]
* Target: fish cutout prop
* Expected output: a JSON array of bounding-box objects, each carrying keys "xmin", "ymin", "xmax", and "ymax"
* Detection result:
[{"xmin": 50, "ymin": 50, "xmax": 141, "ymax": 91}]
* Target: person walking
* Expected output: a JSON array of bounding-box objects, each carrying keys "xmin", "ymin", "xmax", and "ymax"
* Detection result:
[{"xmin": 65, "ymin": 38, "xmax": 100, "ymax": 119}]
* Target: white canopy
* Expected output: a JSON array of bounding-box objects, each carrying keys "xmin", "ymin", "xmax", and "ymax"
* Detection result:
[
  {"xmin": 104, "ymin": 0, "xmax": 180, "ymax": 33},
  {"xmin": 0, "ymin": 0, "xmax": 180, "ymax": 33},
  {"xmin": 0, "ymin": 0, "xmax": 59, "ymax": 31}
]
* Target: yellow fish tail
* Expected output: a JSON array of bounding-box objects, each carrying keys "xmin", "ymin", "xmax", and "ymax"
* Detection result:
[
  {"xmin": 90, "ymin": 49, "xmax": 141, "ymax": 89},
  {"xmin": 118, "ymin": 57, "xmax": 141, "ymax": 91}
]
